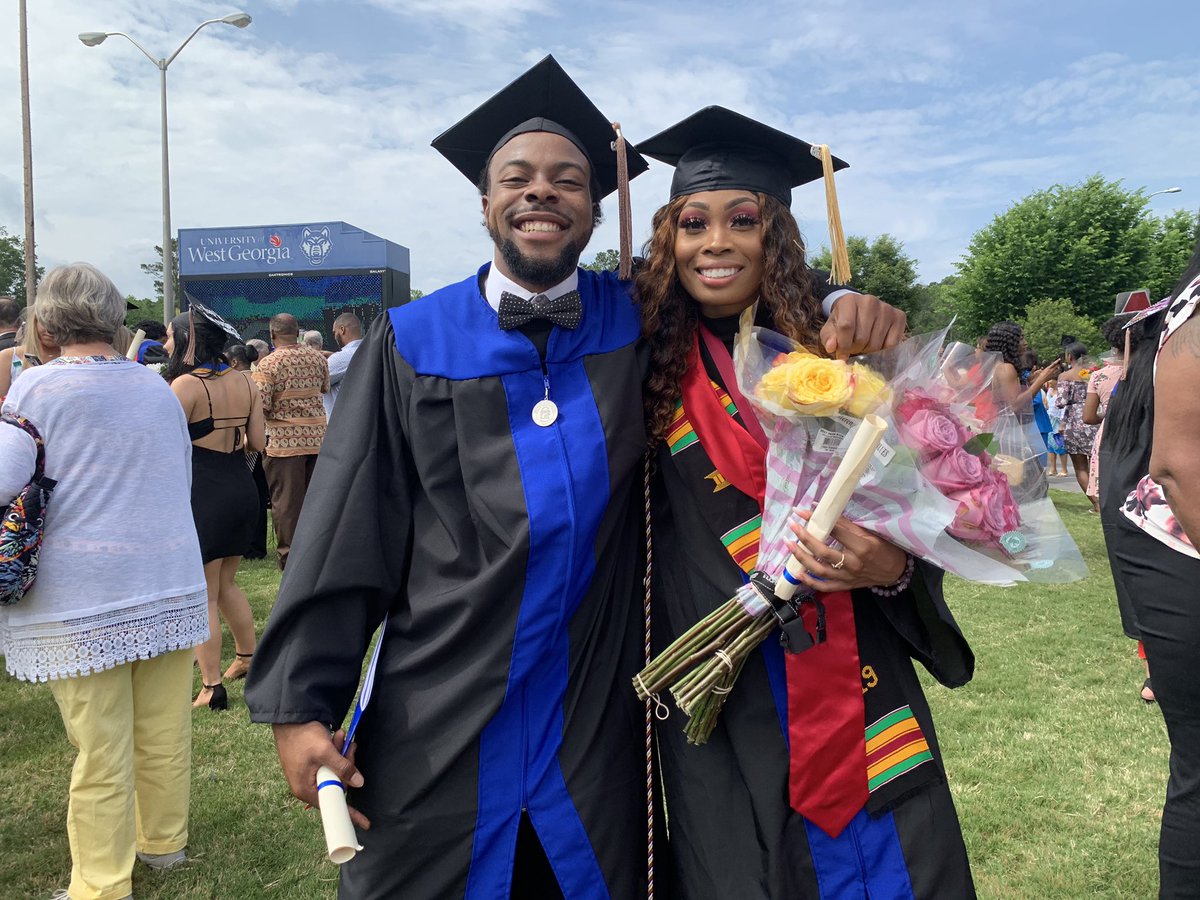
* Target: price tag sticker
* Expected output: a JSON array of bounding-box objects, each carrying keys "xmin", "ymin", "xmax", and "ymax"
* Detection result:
[{"xmin": 814, "ymin": 428, "xmax": 844, "ymax": 453}]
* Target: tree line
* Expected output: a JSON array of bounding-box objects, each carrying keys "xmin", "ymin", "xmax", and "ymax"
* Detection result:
[
  {"xmin": 7, "ymin": 174, "xmax": 1197, "ymax": 354},
  {"xmin": 581, "ymin": 175, "xmax": 1196, "ymax": 359}
]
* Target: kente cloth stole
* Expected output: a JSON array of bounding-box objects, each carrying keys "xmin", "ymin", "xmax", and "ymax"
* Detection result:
[{"xmin": 672, "ymin": 327, "xmax": 937, "ymax": 835}]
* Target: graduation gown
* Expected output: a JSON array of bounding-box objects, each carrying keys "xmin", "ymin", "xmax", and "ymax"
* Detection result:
[
  {"xmin": 650, "ymin": 317, "xmax": 978, "ymax": 900},
  {"xmin": 246, "ymin": 265, "xmax": 649, "ymax": 899}
]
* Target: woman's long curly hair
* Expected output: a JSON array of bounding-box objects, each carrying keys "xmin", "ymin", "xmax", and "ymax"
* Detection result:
[
  {"xmin": 637, "ymin": 193, "xmax": 823, "ymax": 447},
  {"xmin": 984, "ymin": 321, "xmax": 1024, "ymax": 370}
]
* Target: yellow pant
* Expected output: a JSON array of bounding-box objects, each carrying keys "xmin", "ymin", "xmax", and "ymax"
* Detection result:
[{"xmin": 49, "ymin": 648, "xmax": 193, "ymax": 900}]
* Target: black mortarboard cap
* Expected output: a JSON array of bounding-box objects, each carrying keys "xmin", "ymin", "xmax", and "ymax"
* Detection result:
[
  {"xmin": 431, "ymin": 55, "xmax": 648, "ymax": 199},
  {"xmin": 637, "ymin": 106, "xmax": 848, "ymax": 207}
]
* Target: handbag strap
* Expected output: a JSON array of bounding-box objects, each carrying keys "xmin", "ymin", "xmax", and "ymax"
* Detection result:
[{"xmin": 1, "ymin": 413, "xmax": 47, "ymax": 482}]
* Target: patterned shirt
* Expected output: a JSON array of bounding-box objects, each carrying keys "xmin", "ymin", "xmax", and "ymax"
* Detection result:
[
  {"xmin": 1123, "ymin": 272, "xmax": 1200, "ymax": 559},
  {"xmin": 254, "ymin": 343, "xmax": 329, "ymax": 457}
]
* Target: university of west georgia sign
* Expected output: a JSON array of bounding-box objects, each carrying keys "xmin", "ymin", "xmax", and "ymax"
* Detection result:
[{"xmin": 186, "ymin": 226, "xmax": 333, "ymax": 268}]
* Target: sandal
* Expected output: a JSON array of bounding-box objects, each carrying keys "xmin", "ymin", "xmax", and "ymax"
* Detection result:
[
  {"xmin": 223, "ymin": 652, "xmax": 253, "ymax": 681},
  {"xmin": 1141, "ymin": 677, "xmax": 1156, "ymax": 704},
  {"xmin": 193, "ymin": 682, "xmax": 228, "ymax": 710}
]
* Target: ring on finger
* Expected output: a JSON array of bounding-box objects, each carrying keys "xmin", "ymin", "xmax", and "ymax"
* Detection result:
[{"xmin": 832, "ymin": 551, "xmax": 846, "ymax": 570}]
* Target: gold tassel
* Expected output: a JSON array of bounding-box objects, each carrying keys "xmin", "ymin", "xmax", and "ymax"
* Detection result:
[
  {"xmin": 611, "ymin": 122, "xmax": 633, "ymax": 281},
  {"xmin": 812, "ymin": 144, "xmax": 851, "ymax": 286},
  {"xmin": 1120, "ymin": 327, "xmax": 1131, "ymax": 381}
]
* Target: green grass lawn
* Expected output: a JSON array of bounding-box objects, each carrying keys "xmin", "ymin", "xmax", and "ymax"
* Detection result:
[
  {"xmin": 0, "ymin": 494, "xmax": 1167, "ymax": 898},
  {"xmin": 927, "ymin": 491, "xmax": 1167, "ymax": 898}
]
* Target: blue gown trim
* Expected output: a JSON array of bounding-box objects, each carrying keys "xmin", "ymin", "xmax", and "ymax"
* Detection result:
[
  {"xmin": 760, "ymin": 637, "xmax": 790, "ymax": 747},
  {"xmin": 412, "ymin": 268, "xmax": 631, "ymax": 897},
  {"xmin": 805, "ymin": 808, "xmax": 915, "ymax": 899},
  {"xmin": 389, "ymin": 264, "xmax": 639, "ymax": 379}
]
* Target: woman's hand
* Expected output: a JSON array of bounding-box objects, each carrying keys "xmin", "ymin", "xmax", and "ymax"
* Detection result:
[
  {"xmin": 1033, "ymin": 359, "xmax": 1062, "ymax": 388},
  {"xmin": 785, "ymin": 511, "xmax": 908, "ymax": 594}
]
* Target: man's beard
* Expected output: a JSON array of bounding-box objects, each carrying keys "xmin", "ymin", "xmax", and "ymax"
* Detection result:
[{"xmin": 489, "ymin": 226, "xmax": 587, "ymax": 290}]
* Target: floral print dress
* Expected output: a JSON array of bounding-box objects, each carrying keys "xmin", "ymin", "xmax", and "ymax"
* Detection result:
[
  {"xmin": 1086, "ymin": 362, "xmax": 1122, "ymax": 499},
  {"xmin": 1056, "ymin": 377, "xmax": 1098, "ymax": 455},
  {"xmin": 1123, "ymin": 272, "xmax": 1200, "ymax": 559}
]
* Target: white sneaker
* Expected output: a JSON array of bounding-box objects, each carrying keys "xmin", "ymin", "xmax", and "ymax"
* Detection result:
[{"xmin": 137, "ymin": 848, "xmax": 187, "ymax": 870}]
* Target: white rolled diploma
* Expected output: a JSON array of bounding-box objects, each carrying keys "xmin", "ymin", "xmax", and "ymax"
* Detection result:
[
  {"xmin": 775, "ymin": 414, "xmax": 888, "ymax": 602},
  {"xmin": 316, "ymin": 765, "xmax": 363, "ymax": 864},
  {"xmin": 125, "ymin": 329, "xmax": 145, "ymax": 361}
]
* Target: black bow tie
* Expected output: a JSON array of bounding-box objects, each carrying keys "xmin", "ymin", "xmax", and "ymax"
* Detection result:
[{"xmin": 497, "ymin": 290, "xmax": 583, "ymax": 330}]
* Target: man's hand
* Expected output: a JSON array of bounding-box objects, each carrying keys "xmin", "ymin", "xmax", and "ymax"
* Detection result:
[
  {"xmin": 273, "ymin": 721, "xmax": 371, "ymax": 830},
  {"xmin": 820, "ymin": 293, "xmax": 907, "ymax": 360}
]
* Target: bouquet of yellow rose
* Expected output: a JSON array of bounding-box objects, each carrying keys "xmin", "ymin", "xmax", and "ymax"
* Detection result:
[
  {"xmin": 636, "ymin": 323, "xmax": 1088, "ymax": 744},
  {"xmin": 744, "ymin": 326, "xmax": 1087, "ymax": 585},
  {"xmin": 636, "ymin": 411, "xmax": 891, "ymax": 744},
  {"xmin": 755, "ymin": 349, "xmax": 892, "ymax": 418}
]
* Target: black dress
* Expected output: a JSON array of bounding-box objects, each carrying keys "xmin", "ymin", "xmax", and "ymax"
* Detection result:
[
  {"xmin": 1097, "ymin": 379, "xmax": 1148, "ymax": 640},
  {"xmin": 188, "ymin": 372, "xmax": 259, "ymax": 564}
]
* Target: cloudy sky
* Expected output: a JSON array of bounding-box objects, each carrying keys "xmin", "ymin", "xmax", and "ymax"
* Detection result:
[{"xmin": 1, "ymin": 0, "xmax": 1197, "ymax": 298}]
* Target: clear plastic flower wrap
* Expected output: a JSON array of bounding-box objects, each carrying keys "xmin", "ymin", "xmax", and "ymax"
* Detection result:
[{"xmin": 739, "ymin": 324, "xmax": 1089, "ymax": 587}]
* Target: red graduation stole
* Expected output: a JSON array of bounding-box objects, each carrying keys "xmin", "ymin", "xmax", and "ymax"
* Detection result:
[{"xmin": 680, "ymin": 326, "xmax": 869, "ymax": 838}]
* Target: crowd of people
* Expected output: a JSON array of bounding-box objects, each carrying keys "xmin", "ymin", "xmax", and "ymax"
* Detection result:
[
  {"xmin": 0, "ymin": 281, "xmax": 363, "ymax": 898},
  {"xmin": 1, "ymin": 54, "xmax": 1197, "ymax": 900},
  {"xmin": 971, "ymin": 283, "xmax": 1200, "ymax": 896}
]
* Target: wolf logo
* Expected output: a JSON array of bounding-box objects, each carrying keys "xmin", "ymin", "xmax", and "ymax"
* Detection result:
[{"xmin": 300, "ymin": 226, "xmax": 332, "ymax": 266}]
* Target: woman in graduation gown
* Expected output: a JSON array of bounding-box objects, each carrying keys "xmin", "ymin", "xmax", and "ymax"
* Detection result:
[{"xmin": 635, "ymin": 107, "xmax": 977, "ymax": 899}]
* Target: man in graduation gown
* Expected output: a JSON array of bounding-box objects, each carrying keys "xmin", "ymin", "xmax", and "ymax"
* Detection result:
[
  {"xmin": 246, "ymin": 57, "xmax": 909, "ymax": 899},
  {"xmin": 246, "ymin": 56, "xmax": 656, "ymax": 900}
]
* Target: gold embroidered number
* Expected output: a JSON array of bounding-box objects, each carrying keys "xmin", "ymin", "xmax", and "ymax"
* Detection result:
[{"xmin": 862, "ymin": 665, "xmax": 879, "ymax": 694}]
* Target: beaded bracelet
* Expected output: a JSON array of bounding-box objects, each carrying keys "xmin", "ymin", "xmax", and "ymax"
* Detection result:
[{"xmin": 870, "ymin": 553, "xmax": 915, "ymax": 597}]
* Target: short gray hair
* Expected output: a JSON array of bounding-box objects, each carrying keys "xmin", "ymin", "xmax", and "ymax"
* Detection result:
[
  {"xmin": 303, "ymin": 330, "xmax": 323, "ymax": 349},
  {"xmin": 333, "ymin": 312, "xmax": 362, "ymax": 335},
  {"xmin": 35, "ymin": 263, "xmax": 126, "ymax": 347},
  {"xmin": 0, "ymin": 297, "xmax": 20, "ymax": 328}
]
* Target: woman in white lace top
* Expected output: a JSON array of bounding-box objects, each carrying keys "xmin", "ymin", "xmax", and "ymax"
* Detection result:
[{"xmin": 0, "ymin": 263, "xmax": 207, "ymax": 900}]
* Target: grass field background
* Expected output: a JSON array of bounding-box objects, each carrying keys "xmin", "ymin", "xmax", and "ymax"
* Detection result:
[{"xmin": 0, "ymin": 492, "xmax": 1167, "ymax": 898}]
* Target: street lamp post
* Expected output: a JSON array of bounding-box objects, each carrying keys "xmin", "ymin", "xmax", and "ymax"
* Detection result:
[
  {"xmin": 79, "ymin": 13, "xmax": 252, "ymax": 324},
  {"xmin": 1148, "ymin": 187, "xmax": 1183, "ymax": 199}
]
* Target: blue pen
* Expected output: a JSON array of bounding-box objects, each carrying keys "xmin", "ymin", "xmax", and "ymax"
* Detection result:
[{"xmin": 341, "ymin": 617, "xmax": 386, "ymax": 756}]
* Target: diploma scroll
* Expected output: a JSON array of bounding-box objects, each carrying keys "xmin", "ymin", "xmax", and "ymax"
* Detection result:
[
  {"xmin": 125, "ymin": 329, "xmax": 145, "ymax": 361},
  {"xmin": 316, "ymin": 765, "xmax": 363, "ymax": 865},
  {"xmin": 313, "ymin": 622, "xmax": 386, "ymax": 865},
  {"xmin": 774, "ymin": 414, "xmax": 888, "ymax": 602}
]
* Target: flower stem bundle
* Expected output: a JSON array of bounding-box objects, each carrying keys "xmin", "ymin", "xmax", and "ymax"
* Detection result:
[{"xmin": 636, "ymin": 416, "xmax": 888, "ymax": 744}]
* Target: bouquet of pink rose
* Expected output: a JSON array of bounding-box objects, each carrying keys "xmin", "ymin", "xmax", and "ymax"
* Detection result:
[
  {"xmin": 918, "ymin": 339, "xmax": 1087, "ymax": 577},
  {"xmin": 634, "ymin": 324, "xmax": 1087, "ymax": 746},
  {"xmin": 900, "ymin": 384, "xmax": 1025, "ymax": 533},
  {"xmin": 741, "ymin": 326, "xmax": 1088, "ymax": 587}
]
